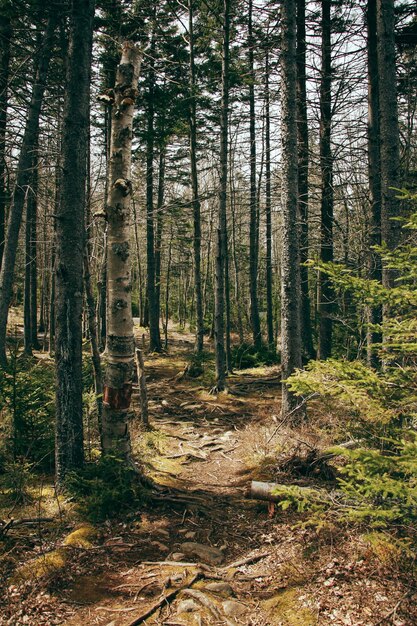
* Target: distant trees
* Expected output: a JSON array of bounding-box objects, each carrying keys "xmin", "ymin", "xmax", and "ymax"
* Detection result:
[
  {"xmin": 0, "ymin": 10, "xmax": 56, "ymax": 368},
  {"xmin": 0, "ymin": 0, "xmax": 414, "ymax": 473}
]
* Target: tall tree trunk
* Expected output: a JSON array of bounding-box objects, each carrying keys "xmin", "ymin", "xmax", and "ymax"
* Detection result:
[
  {"xmin": 366, "ymin": 0, "xmax": 382, "ymax": 367},
  {"xmin": 224, "ymin": 226, "xmax": 232, "ymax": 372},
  {"xmin": 214, "ymin": 0, "xmax": 230, "ymax": 392},
  {"xmin": 164, "ymin": 228, "xmax": 173, "ymax": 350},
  {"xmin": 98, "ymin": 241, "xmax": 107, "ymax": 350},
  {"xmin": 30, "ymin": 141, "xmax": 40, "ymax": 350},
  {"xmin": 55, "ymin": 0, "xmax": 95, "ymax": 482},
  {"xmin": 0, "ymin": 12, "xmax": 11, "ymax": 270},
  {"xmin": 145, "ymin": 31, "xmax": 161, "ymax": 352},
  {"xmin": 101, "ymin": 42, "xmax": 141, "ymax": 460},
  {"xmin": 265, "ymin": 48, "xmax": 274, "ymax": 348},
  {"xmin": 132, "ymin": 198, "xmax": 144, "ymax": 325},
  {"xmin": 297, "ymin": 0, "xmax": 315, "ymax": 361},
  {"xmin": 24, "ymin": 141, "xmax": 40, "ymax": 355},
  {"xmin": 280, "ymin": 0, "xmax": 304, "ymax": 419},
  {"xmin": 248, "ymin": 0, "xmax": 261, "ymax": 349},
  {"xmin": 377, "ymin": 0, "xmax": 401, "ymax": 288},
  {"xmin": 318, "ymin": 0, "xmax": 333, "ymax": 360},
  {"xmin": 84, "ymin": 123, "xmax": 103, "ymax": 439},
  {"xmin": 189, "ymin": 0, "xmax": 204, "ymax": 354},
  {"xmin": 155, "ymin": 146, "xmax": 165, "ymax": 327},
  {"xmin": 0, "ymin": 14, "xmax": 56, "ymax": 368},
  {"xmin": 24, "ymin": 190, "xmax": 33, "ymax": 356}
]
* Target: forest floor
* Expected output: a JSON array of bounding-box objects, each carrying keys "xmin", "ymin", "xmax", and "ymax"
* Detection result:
[{"xmin": 1, "ymin": 325, "xmax": 417, "ymax": 625}]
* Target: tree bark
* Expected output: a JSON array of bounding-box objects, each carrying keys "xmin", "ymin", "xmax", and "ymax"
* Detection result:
[
  {"xmin": 101, "ymin": 41, "xmax": 141, "ymax": 461},
  {"xmin": 318, "ymin": 0, "xmax": 334, "ymax": 360},
  {"xmin": 55, "ymin": 0, "xmax": 95, "ymax": 481},
  {"xmin": 280, "ymin": 0, "xmax": 304, "ymax": 420},
  {"xmin": 0, "ymin": 14, "xmax": 56, "ymax": 368}
]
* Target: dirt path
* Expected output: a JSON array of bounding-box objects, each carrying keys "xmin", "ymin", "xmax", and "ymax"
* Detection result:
[{"xmin": 2, "ymin": 330, "xmax": 416, "ymax": 625}]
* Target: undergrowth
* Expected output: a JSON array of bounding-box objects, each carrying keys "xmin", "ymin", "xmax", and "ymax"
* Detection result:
[
  {"xmin": 231, "ymin": 342, "xmax": 279, "ymax": 370},
  {"xmin": 66, "ymin": 455, "xmax": 147, "ymax": 523}
]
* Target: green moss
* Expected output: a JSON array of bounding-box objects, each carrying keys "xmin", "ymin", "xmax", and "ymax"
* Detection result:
[
  {"xmin": 63, "ymin": 524, "xmax": 97, "ymax": 548},
  {"xmin": 14, "ymin": 549, "xmax": 66, "ymax": 582},
  {"xmin": 263, "ymin": 589, "xmax": 317, "ymax": 625}
]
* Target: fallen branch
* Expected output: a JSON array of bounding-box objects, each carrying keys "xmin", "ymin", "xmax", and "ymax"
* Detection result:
[
  {"xmin": 221, "ymin": 551, "xmax": 271, "ymax": 571},
  {"xmin": 126, "ymin": 570, "xmax": 203, "ymax": 626},
  {"xmin": 0, "ymin": 517, "xmax": 54, "ymax": 535}
]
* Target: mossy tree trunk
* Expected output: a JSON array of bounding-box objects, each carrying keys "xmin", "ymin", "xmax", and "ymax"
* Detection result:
[{"xmin": 101, "ymin": 41, "xmax": 141, "ymax": 460}]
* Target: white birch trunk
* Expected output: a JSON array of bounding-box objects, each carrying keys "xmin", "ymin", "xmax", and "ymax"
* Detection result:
[{"xmin": 101, "ymin": 42, "xmax": 141, "ymax": 459}]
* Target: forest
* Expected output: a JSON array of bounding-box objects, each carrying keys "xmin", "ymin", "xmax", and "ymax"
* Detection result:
[{"xmin": 0, "ymin": 0, "xmax": 417, "ymax": 624}]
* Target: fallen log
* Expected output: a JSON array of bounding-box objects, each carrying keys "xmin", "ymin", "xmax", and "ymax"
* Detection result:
[
  {"xmin": 249, "ymin": 481, "xmax": 283, "ymax": 502},
  {"xmin": 249, "ymin": 481, "xmax": 323, "ymax": 503}
]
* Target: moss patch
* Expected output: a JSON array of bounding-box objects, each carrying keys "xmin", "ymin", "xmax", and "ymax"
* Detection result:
[
  {"xmin": 63, "ymin": 524, "xmax": 97, "ymax": 548},
  {"xmin": 14, "ymin": 549, "xmax": 66, "ymax": 582},
  {"xmin": 263, "ymin": 588, "xmax": 317, "ymax": 626}
]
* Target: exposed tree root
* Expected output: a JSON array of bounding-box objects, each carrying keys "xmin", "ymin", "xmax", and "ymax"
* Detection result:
[{"xmin": 126, "ymin": 570, "xmax": 203, "ymax": 626}]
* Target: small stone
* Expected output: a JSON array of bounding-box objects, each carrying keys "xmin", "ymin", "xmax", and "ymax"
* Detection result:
[
  {"xmin": 184, "ymin": 531, "xmax": 197, "ymax": 540},
  {"xmin": 222, "ymin": 600, "xmax": 246, "ymax": 617},
  {"xmin": 155, "ymin": 528, "xmax": 170, "ymax": 539},
  {"xmin": 151, "ymin": 541, "xmax": 169, "ymax": 552},
  {"xmin": 171, "ymin": 552, "xmax": 186, "ymax": 561},
  {"xmin": 180, "ymin": 542, "xmax": 224, "ymax": 566},
  {"xmin": 177, "ymin": 599, "xmax": 200, "ymax": 613},
  {"xmin": 205, "ymin": 582, "xmax": 234, "ymax": 597}
]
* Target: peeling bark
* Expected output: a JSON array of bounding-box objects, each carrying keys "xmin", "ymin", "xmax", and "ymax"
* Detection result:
[{"xmin": 101, "ymin": 42, "xmax": 141, "ymax": 461}]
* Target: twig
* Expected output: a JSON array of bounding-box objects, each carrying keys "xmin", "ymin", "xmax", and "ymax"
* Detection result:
[
  {"xmin": 221, "ymin": 551, "xmax": 271, "ymax": 571},
  {"xmin": 266, "ymin": 393, "xmax": 318, "ymax": 444},
  {"xmin": 374, "ymin": 591, "xmax": 411, "ymax": 625}
]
